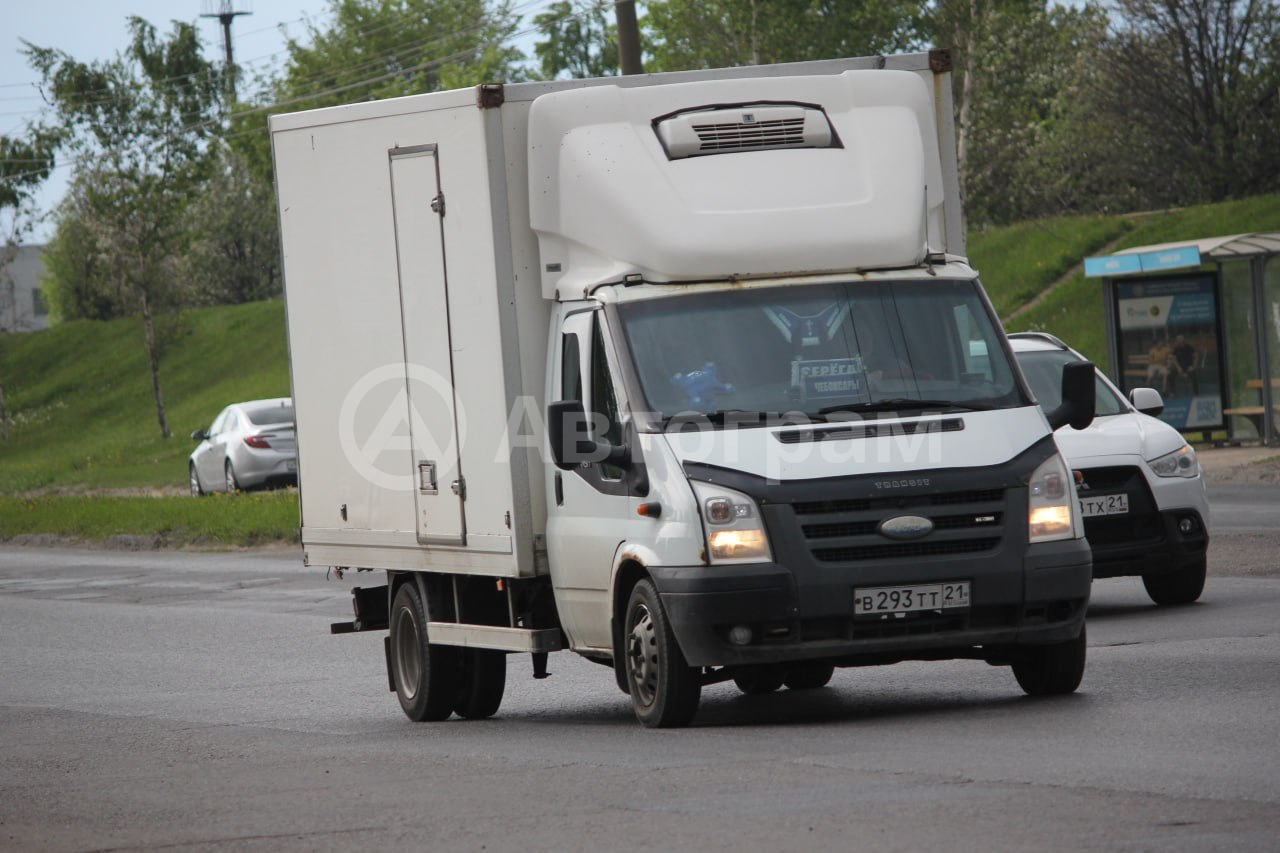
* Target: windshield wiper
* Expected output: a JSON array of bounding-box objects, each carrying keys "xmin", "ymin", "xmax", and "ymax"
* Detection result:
[
  {"xmin": 664, "ymin": 409, "xmax": 775, "ymax": 428},
  {"xmin": 817, "ymin": 398, "xmax": 998, "ymax": 415}
]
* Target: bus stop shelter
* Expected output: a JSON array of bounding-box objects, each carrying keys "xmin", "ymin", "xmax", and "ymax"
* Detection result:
[{"xmin": 1085, "ymin": 232, "xmax": 1280, "ymax": 446}]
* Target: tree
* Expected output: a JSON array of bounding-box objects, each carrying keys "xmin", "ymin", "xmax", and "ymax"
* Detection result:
[
  {"xmin": 229, "ymin": 0, "xmax": 525, "ymax": 208},
  {"xmin": 1096, "ymin": 0, "xmax": 1280, "ymax": 206},
  {"xmin": 0, "ymin": 129, "xmax": 57, "ymax": 442},
  {"xmin": 277, "ymin": 0, "xmax": 523, "ymax": 109},
  {"xmin": 25, "ymin": 17, "xmax": 225, "ymax": 439},
  {"xmin": 644, "ymin": 0, "xmax": 926, "ymax": 72},
  {"xmin": 179, "ymin": 144, "xmax": 281, "ymax": 306},
  {"xmin": 533, "ymin": 0, "xmax": 620, "ymax": 80},
  {"xmin": 930, "ymin": 0, "xmax": 1116, "ymax": 224}
]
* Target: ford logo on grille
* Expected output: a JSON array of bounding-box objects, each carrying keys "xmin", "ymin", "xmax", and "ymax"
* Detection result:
[{"xmin": 878, "ymin": 515, "xmax": 934, "ymax": 540}]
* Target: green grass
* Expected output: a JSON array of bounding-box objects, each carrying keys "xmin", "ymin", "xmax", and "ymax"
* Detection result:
[
  {"xmin": 968, "ymin": 214, "xmax": 1134, "ymax": 320},
  {"xmin": 0, "ymin": 300, "xmax": 290, "ymax": 493},
  {"xmin": 1009, "ymin": 194, "xmax": 1280, "ymax": 373},
  {"xmin": 0, "ymin": 491, "xmax": 300, "ymax": 546}
]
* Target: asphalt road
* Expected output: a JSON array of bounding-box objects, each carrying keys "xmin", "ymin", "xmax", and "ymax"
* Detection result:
[{"xmin": 2, "ymin": 487, "xmax": 1279, "ymax": 852}]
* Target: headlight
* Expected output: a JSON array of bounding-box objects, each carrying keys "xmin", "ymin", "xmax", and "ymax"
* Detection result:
[
  {"xmin": 1028, "ymin": 453, "xmax": 1076, "ymax": 543},
  {"xmin": 690, "ymin": 481, "xmax": 772, "ymax": 564},
  {"xmin": 1148, "ymin": 444, "xmax": 1199, "ymax": 478}
]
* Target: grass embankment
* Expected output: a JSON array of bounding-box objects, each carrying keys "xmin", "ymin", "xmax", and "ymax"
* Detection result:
[
  {"xmin": 0, "ymin": 299, "xmax": 297, "ymax": 546},
  {"xmin": 980, "ymin": 194, "xmax": 1280, "ymax": 372},
  {"xmin": 0, "ymin": 491, "xmax": 299, "ymax": 547}
]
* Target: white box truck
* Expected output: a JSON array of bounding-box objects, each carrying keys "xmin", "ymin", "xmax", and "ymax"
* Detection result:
[{"xmin": 271, "ymin": 51, "xmax": 1097, "ymax": 728}]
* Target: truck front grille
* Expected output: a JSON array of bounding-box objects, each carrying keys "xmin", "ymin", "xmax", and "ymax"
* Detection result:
[{"xmin": 788, "ymin": 487, "xmax": 1007, "ymax": 564}]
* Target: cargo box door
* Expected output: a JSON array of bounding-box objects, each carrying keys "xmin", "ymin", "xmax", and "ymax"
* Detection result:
[{"xmin": 390, "ymin": 145, "xmax": 465, "ymax": 545}]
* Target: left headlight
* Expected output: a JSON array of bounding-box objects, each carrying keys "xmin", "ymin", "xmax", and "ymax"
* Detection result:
[
  {"xmin": 1028, "ymin": 453, "xmax": 1076, "ymax": 543},
  {"xmin": 1148, "ymin": 444, "xmax": 1199, "ymax": 478},
  {"xmin": 690, "ymin": 481, "xmax": 772, "ymax": 565}
]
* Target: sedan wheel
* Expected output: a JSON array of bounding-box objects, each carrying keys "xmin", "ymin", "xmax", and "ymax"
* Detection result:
[
  {"xmin": 189, "ymin": 464, "xmax": 204, "ymax": 497},
  {"xmin": 225, "ymin": 461, "xmax": 240, "ymax": 493}
]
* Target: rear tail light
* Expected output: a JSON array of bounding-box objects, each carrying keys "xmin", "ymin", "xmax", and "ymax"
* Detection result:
[{"xmin": 244, "ymin": 434, "xmax": 272, "ymax": 448}]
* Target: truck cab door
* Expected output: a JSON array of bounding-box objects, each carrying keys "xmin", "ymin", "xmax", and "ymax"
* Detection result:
[{"xmin": 546, "ymin": 307, "xmax": 640, "ymax": 651}]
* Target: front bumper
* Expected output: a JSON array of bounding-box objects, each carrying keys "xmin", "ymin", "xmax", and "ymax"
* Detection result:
[
  {"xmin": 1074, "ymin": 463, "xmax": 1209, "ymax": 579},
  {"xmin": 1087, "ymin": 508, "xmax": 1208, "ymax": 579},
  {"xmin": 650, "ymin": 537, "xmax": 1091, "ymax": 668}
]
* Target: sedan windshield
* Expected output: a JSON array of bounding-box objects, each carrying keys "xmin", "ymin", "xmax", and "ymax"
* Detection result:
[{"xmin": 617, "ymin": 279, "xmax": 1028, "ymax": 422}]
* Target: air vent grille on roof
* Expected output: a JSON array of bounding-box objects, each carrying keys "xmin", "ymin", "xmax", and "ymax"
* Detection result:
[{"xmin": 654, "ymin": 102, "xmax": 838, "ymax": 160}]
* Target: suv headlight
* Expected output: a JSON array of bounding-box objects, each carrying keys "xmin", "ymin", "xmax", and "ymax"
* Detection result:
[
  {"xmin": 1028, "ymin": 453, "xmax": 1076, "ymax": 543},
  {"xmin": 1148, "ymin": 444, "xmax": 1199, "ymax": 478},
  {"xmin": 690, "ymin": 481, "xmax": 772, "ymax": 565}
]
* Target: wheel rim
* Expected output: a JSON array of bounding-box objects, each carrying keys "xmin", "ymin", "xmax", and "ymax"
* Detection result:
[
  {"xmin": 189, "ymin": 467, "xmax": 200, "ymax": 496},
  {"xmin": 225, "ymin": 465, "xmax": 236, "ymax": 492},
  {"xmin": 627, "ymin": 602, "xmax": 658, "ymax": 708},
  {"xmin": 394, "ymin": 605, "xmax": 422, "ymax": 701}
]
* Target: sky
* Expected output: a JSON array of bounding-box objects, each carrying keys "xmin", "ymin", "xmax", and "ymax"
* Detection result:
[{"xmin": 2, "ymin": 0, "xmax": 555, "ymax": 242}]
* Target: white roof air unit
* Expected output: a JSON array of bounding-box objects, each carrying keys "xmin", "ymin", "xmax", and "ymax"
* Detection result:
[{"xmin": 654, "ymin": 102, "xmax": 837, "ymax": 160}]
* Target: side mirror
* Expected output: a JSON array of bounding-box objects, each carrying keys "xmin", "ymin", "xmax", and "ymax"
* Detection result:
[
  {"xmin": 191, "ymin": 428, "xmax": 207, "ymax": 442},
  {"xmin": 547, "ymin": 399, "xmax": 629, "ymax": 471},
  {"xmin": 1045, "ymin": 361, "xmax": 1096, "ymax": 431},
  {"xmin": 1129, "ymin": 387, "xmax": 1164, "ymax": 417}
]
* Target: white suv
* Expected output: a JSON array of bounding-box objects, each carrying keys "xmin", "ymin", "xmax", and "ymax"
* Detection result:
[{"xmin": 1010, "ymin": 333, "xmax": 1209, "ymax": 605}]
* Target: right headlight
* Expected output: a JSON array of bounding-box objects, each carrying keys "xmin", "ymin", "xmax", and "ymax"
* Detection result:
[
  {"xmin": 1028, "ymin": 453, "xmax": 1076, "ymax": 543},
  {"xmin": 690, "ymin": 481, "xmax": 772, "ymax": 565},
  {"xmin": 1147, "ymin": 444, "xmax": 1200, "ymax": 478}
]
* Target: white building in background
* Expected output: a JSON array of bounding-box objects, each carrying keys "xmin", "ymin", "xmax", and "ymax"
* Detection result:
[{"xmin": 0, "ymin": 245, "xmax": 49, "ymax": 332}]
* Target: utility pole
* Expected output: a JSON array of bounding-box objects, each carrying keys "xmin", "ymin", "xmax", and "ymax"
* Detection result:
[
  {"xmin": 615, "ymin": 1, "xmax": 643, "ymax": 75},
  {"xmin": 200, "ymin": 0, "xmax": 252, "ymax": 102}
]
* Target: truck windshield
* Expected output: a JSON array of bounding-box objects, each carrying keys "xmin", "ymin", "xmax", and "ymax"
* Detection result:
[{"xmin": 617, "ymin": 279, "xmax": 1028, "ymax": 423}]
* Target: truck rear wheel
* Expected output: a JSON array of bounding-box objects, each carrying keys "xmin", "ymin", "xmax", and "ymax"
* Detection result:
[
  {"xmin": 389, "ymin": 582, "xmax": 461, "ymax": 721},
  {"xmin": 1012, "ymin": 624, "xmax": 1087, "ymax": 696},
  {"xmin": 454, "ymin": 648, "xmax": 506, "ymax": 719},
  {"xmin": 624, "ymin": 579, "xmax": 701, "ymax": 728},
  {"xmin": 1142, "ymin": 559, "xmax": 1206, "ymax": 606},
  {"xmin": 784, "ymin": 661, "xmax": 835, "ymax": 690}
]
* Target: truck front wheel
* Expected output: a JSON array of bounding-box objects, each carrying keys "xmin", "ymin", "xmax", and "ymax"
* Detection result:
[
  {"xmin": 624, "ymin": 579, "xmax": 701, "ymax": 728},
  {"xmin": 1012, "ymin": 624, "xmax": 1087, "ymax": 696},
  {"xmin": 389, "ymin": 582, "xmax": 461, "ymax": 721}
]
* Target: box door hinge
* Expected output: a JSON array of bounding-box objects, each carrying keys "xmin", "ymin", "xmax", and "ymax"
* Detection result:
[
  {"xmin": 451, "ymin": 476, "xmax": 466, "ymax": 500},
  {"xmin": 431, "ymin": 192, "xmax": 445, "ymax": 216}
]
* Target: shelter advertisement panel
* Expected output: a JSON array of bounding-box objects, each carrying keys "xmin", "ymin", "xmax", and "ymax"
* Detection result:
[{"xmin": 1112, "ymin": 273, "xmax": 1225, "ymax": 431}]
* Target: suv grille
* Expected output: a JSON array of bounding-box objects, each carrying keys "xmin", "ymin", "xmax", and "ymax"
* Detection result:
[{"xmin": 1077, "ymin": 465, "xmax": 1161, "ymax": 547}]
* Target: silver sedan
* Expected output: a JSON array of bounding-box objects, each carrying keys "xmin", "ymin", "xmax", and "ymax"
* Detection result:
[{"xmin": 189, "ymin": 398, "xmax": 297, "ymax": 495}]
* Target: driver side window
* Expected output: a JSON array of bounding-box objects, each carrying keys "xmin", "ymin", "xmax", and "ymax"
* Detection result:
[{"xmin": 591, "ymin": 315, "xmax": 624, "ymax": 481}]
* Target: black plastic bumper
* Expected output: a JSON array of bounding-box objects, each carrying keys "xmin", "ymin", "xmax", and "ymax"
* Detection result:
[
  {"xmin": 649, "ymin": 537, "xmax": 1091, "ymax": 668},
  {"xmin": 1088, "ymin": 509, "xmax": 1208, "ymax": 579}
]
